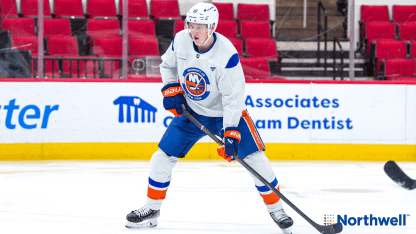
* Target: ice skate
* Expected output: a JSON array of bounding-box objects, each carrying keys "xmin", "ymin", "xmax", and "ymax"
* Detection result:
[
  {"xmin": 270, "ymin": 209, "xmax": 294, "ymax": 234},
  {"xmin": 125, "ymin": 205, "xmax": 160, "ymax": 229}
]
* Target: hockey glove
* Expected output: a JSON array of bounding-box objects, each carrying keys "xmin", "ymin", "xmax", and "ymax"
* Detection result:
[
  {"xmin": 161, "ymin": 83, "xmax": 189, "ymax": 117},
  {"xmin": 217, "ymin": 127, "xmax": 241, "ymax": 162}
]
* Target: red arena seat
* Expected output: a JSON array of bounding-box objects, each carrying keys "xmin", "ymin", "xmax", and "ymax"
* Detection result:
[
  {"xmin": 399, "ymin": 23, "xmax": 416, "ymax": 41},
  {"xmin": 20, "ymin": 0, "xmax": 51, "ymax": 17},
  {"xmin": 120, "ymin": 0, "xmax": 150, "ymax": 19},
  {"xmin": 93, "ymin": 37, "xmax": 122, "ymax": 57},
  {"xmin": 87, "ymin": 0, "xmax": 117, "ymax": 18},
  {"xmin": 411, "ymin": 41, "xmax": 416, "ymax": 59},
  {"xmin": 174, "ymin": 20, "xmax": 185, "ymax": 35},
  {"xmin": 373, "ymin": 40, "xmax": 408, "ymax": 77},
  {"xmin": 129, "ymin": 37, "xmax": 160, "ymax": 57},
  {"xmin": 381, "ymin": 59, "xmax": 416, "ymax": 80},
  {"xmin": 47, "ymin": 36, "xmax": 79, "ymax": 55},
  {"xmin": 128, "ymin": 20, "xmax": 156, "ymax": 38},
  {"xmin": 365, "ymin": 22, "xmax": 396, "ymax": 57},
  {"xmin": 48, "ymin": 36, "xmax": 97, "ymax": 78},
  {"xmin": 11, "ymin": 36, "xmax": 38, "ymax": 55},
  {"xmin": 150, "ymin": 0, "xmax": 181, "ymax": 23},
  {"xmin": 54, "ymin": 0, "xmax": 84, "ymax": 18},
  {"xmin": 212, "ymin": 3, "xmax": 234, "ymax": 20},
  {"xmin": 237, "ymin": 4, "xmax": 270, "ymax": 22},
  {"xmin": 246, "ymin": 38, "xmax": 277, "ymax": 59},
  {"xmin": 229, "ymin": 38, "xmax": 243, "ymax": 56},
  {"xmin": 93, "ymin": 37, "xmax": 123, "ymax": 77},
  {"xmin": 393, "ymin": 5, "xmax": 416, "ymax": 23},
  {"xmin": 44, "ymin": 19, "xmax": 72, "ymax": 37},
  {"xmin": 240, "ymin": 58, "xmax": 271, "ymax": 79},
  {"xmin": 1, "ymin": 18, "xmax": 36, "ymax": 35},
  {"xmin": 216, "ymin": 20, "xmax": 237, "ymax": 39},
  {"xmin": 360, "ymin": 5, "xmax": 390, "ymax": 42},
  {"xmin": 87, "ymin": 19, "xmax": 120, "ymax": 38},
  {"xmin": 240, "ymin": 21, "xmax": 271, "ymax": 42},
  {"xmin": 1, "ymin": 0, "xmax": 19, "ymax": 17}
]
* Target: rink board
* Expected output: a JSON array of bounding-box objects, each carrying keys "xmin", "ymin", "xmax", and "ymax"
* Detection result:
[{"xmin": 0, "ymin": 80, "xmax": 415, "ymax": 161}]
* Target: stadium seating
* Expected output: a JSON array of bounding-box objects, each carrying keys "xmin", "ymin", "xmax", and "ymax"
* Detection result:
[
  {"xmin": 151, "ymin": 0, "xmax": 181, "ymax": 39},
  {"xmin": 44, "ymin": 19, "xmax": 72, "ymax": 37},
  {"xmin": 216, "ymin": 20, "xmax": 238, "ymax": 39},
  {"xmin": 237, "ymin": 4, "xmax": 270, "ymax": 33},
  {"xmin": 237, "ymin": 4, "xmax": 270, "ymax": 22},
  {"xmin": 380, "ymin": 59, "xmax": 416, "ymax": 80},
  {"xmin": 11, "ymin": 36, "xmax": 39, "ymax": 75},
  {"xmin": 129, "ymin": 37, "xmax": 159, "ymax": 57},
  {"xmin": 54, "ymin": 0, "xmax": 84, "ymax": 18},
  {"xmin": 174, "ymin": 20, "xmax": 185, "ymax": 35},
  {"xmin": 411, "ymin": 41, "xmax": 416, "ymax": 58},
  {"xmin": 393, "ymin": 5, "xmax": 416, "ymax": 23},
  {"xmin": 229, "ymin": 38, "xmax": 243, "ymax": 56},
  {"xmin": 399, "ymin": 23, "xmax": 416, "ymax": 41},
  {"xmin": 11, "ymin": 36, "xmax": 38, "ymax": 55},
  {"xmin": 372, "ymin": 40, "xmax": 408, "ymax": 78},
  {"xmin": 47, "ymin": 36, "xmax": 79, "ymax": 55},
  {"xmin": 20, "ymin": 0, "xmax": 51, "ymax": 17},
  {"xmin": 240, "ymin": 58, "xmax": 271, "ymax": 79},
  {"xmin": 93, "ymin": 37, "xmax": 122, "ymax": 57},
  {"xmin": 128, "ymin": 20, "xmax": 156, "ymax": 38},
  {"xmin": 47, "ymin": 36, "xmax": 98, "ymax": 78},
  {"xmin": 87, "ymin": 0, "xmax": 117, "ymax": 19},
  {"xmin": 12, "ymin": 35, "xmax": 60, "ymax": 77},
  {"xmin": 245, "ymin": 39, "xmax": 278, "ymax": 59},
  {"xmin": 365, "ymin": 22, "xmax": 396, "ymax": 57},
  {"xmin": 1, "ymin": 18, "xmax": 36, "ymax": 35},
  {"xmin": 93, "ymin": 37, "xmax": 123, "ymax": 77},
  {"xmin": 1, "ymin": 0, "xmax": 19, "ymax": 17},
  {"xmin": 120, "ymin": 0, "xmax": 150, "ymax": 19},
  {"xmin": 150, "ymin": 0, "xmax": 181, "ymax": 23},
  {"xmin": 240, "ymin": 21, "xmax": 271, "ymax": 42},
  {"xmin": 359, "ymin": 5, "xmax": 390, "ymax": 48},
  {"xmin": 87, "ymin": 19, "xmax": 120, "ymax": 45},
  {"xmin": 212, "ymin": 3, "xmax": 234, "ymax": 20}
]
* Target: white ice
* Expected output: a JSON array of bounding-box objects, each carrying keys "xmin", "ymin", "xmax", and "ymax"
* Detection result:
[{"xmin": 1, "ymin": 160, "xmax": 415, "ymax": 234}]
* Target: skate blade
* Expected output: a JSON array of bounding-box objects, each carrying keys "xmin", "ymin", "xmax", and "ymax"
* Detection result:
[
  {"xmin": 282, "ymin": 227, "xmax": 292, "ymax": 234},
  {"xmin": 125, "ymin": 219, "xmax": 158, "ymax": 229}
]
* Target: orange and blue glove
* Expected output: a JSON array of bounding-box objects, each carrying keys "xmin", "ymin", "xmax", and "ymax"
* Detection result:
[
  {"xmin": 161, "ymin": 83, "xmax": 190, "ymax": 117},
  {"xmin": 217, "ymin": 127, "xmax": 241, "ymax": 162}
]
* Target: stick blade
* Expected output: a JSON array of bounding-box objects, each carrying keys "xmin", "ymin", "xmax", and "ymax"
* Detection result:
[
  {"xmin": 384, "ymin": 160, "xmax": 416, "ymax": 190},
  {"xmin": 332, "ymin": 223, "xmax": 343, "ymax": 233}
]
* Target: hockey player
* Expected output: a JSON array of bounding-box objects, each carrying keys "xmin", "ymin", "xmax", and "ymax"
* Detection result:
[{"xmin": 126, "ymin": 2, "xmax": 293, "ymax": 234}]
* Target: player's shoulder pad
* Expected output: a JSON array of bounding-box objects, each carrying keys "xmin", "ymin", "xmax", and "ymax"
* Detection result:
[
  {"xmin": 172, "ymin": 30, "xmax": 190, "ymax": 51},
  {"xmin": 214, "ymin": 33, "xmax": 240, "ymax": 69},
  {"xmin": 225, "ymin": 53, "xmax": 239, "ymax": 69}
]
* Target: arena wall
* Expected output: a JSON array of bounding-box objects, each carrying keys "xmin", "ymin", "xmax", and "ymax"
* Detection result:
[{"xmin": 0, "ymin": 79, "xmax": 415, "ymax": 161}]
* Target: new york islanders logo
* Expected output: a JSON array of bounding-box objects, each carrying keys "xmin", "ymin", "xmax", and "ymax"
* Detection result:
[{"xmin": 182, "ymin": 67, "xmax": 210, "ymax": 101}]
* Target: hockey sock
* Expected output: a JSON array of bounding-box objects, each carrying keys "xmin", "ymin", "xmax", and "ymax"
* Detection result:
[{"xmin": 145, "ymin": 149, "xmax": 178, "ymax": 210}]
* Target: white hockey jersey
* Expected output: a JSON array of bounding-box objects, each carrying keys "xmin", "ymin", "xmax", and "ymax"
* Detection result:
[{"xmin": 160, "ymin": 30, "xmax": 246, "ymax": 129}]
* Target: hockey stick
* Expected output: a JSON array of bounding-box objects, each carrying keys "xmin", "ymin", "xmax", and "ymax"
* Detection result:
[
  {"xmin": 384, "ymin": 160, "xmax": 416, "ymax": 190},
  {"xmin": 181, "ymin": 105, "xmax": 343, "ymax": 234}
]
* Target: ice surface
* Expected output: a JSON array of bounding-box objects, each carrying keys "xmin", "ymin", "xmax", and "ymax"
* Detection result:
[{"xmin": 1, "ymin": 160, "xmax": 415, "ymax": 234}]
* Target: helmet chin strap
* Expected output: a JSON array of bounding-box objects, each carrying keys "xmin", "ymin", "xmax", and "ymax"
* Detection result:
[
  {"xmin": 186, "ymin": 23, "xmax": 216, "ymax": 48},
  {"xmin": 200, "ymin": 31, "xmax": 213, "ymax": 47},
  {"xmin": 198, "ymin": 24, "xmax": 216, "ymax": 47}
]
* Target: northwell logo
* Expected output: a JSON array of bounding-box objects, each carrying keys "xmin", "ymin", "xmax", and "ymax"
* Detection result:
[
  {"xmin": 325, "ymin": 214, "xmax": 410, "ymax": 226},
  {"xmin": 113, "ymin": 96, "xmax": 157, "ymax": 123}
]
